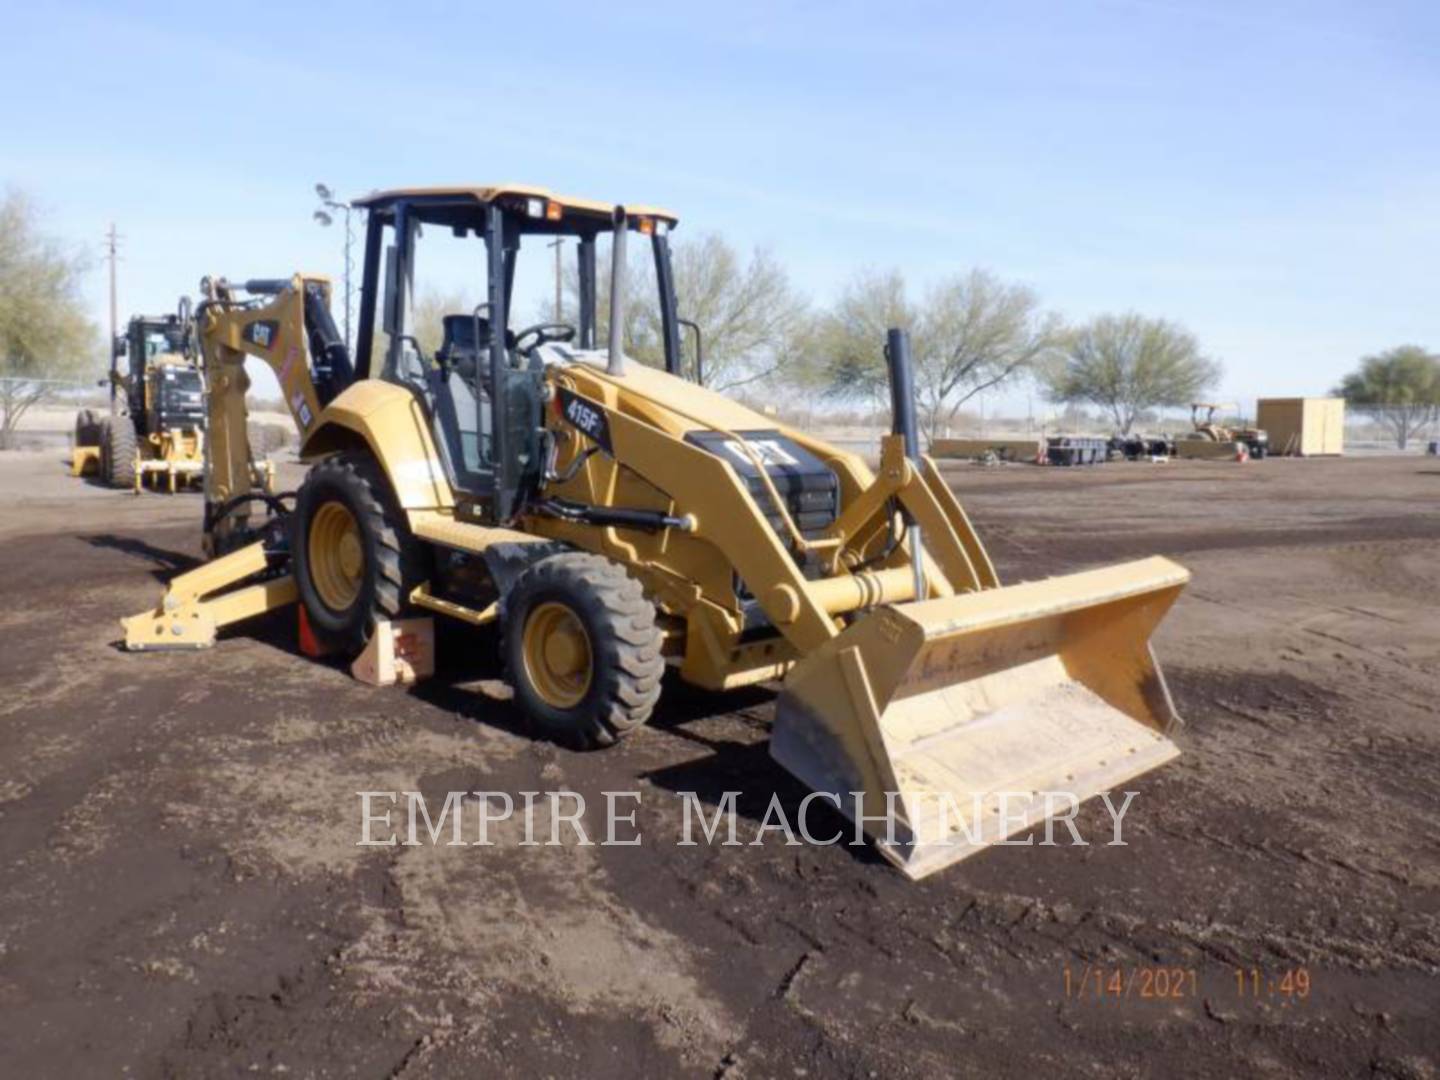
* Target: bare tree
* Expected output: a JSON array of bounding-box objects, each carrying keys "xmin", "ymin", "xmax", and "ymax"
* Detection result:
[
  {"xmin": 796, "ymin": 268, "xmax": 911, "ymax": 410},
  {"xmin": 917, "ymin": 270, "xmax": 1065, "ymax": 438},
  {"xmin": 666, "ymin": 235, "xmax": 807, "ymax": 390},
  {"xmin": 1334, "ymin": 345, "xmax": 1440, "ymax": 449},
  {"xmin": 0, "ymin": 190, "xmax": 98, "ymax": 448},
  {"xmin": 558, "ymin": 232, "xmax": 806, "ymax": 391},
  {"xmin": 1042, "ymin": 312, "xmax": 1221, "ymax": 434},
  {"xmin": 800, "ymin": 268, "xmax": 1063, "ymax": 439}
]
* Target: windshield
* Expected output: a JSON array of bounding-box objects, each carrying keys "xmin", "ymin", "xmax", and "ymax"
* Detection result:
[
  {"xmin": 363, "ymin": 200, "xmax": 680, "ymax": 379},
  {"xmin": 140, "ymin": 324, "xmax": 187, "ymax": 358},
  {"xmin": 144, "ymin": 331, "xmax": 171, "ymax": 358}
]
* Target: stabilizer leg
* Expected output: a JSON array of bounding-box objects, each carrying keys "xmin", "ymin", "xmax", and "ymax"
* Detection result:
[{"xmin": 122, "ymin": 541, "xmax": 296, "ymax": 650}]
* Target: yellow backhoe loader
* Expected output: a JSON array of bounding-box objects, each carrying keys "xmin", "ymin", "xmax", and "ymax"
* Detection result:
[{"xmin": 123, "ymin": 186, "xmax": 1189, "ymax": 879}]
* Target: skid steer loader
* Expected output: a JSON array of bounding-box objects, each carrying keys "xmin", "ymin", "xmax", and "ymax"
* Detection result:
[{"xmin": 123, "ymin": 185, "xmax": 1189, "ymax": 878}]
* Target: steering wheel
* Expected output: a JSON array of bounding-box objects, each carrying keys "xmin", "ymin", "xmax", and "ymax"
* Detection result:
[{"xmin": 512, "ymin": 322, "xmax": 576, "ymax": 357}]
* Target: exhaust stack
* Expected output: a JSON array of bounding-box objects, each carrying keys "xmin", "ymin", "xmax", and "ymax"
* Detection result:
[
  {"xmin": 886, "ymin": 328, "xmax": 926, "ymax": 601},
  {"xmin": 607, "ymin": 206, "xmax": 627, "ymax": 375}
]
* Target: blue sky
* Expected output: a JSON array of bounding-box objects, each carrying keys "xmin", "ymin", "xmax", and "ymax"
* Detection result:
[{"xmin": 3, "ymin": 0, "xmax": 1436, "ymax": 413}]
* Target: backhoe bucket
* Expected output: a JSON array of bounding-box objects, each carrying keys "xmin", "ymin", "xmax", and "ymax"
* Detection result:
[{"xmin": 771, "ymin": 556, "xmax": 1189, "ymax": 880}]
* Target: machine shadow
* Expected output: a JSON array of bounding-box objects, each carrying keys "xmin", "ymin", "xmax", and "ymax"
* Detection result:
[
  {"xmin": 83, "ymin": 533, "xmax": 199, "ymax": 580},
  {"xmin": 637, "ymin": 680, "xmax": 882, "ymax": 857},
  {"xmin": 644, "ymin": 740, "xmax": 886, "ymax": 865},
  {"xmin": 412, "ymin": 627, "xmax": 843, "ymax": 837},
  {"xmin": 102, "ymin": 576, "xmax": 880, "ymax": 866},
  {"xmin": 411, "ymin": 624, "xmax": 784, "ymax": 744},
  {"xmin": 406, "ymin": 623, "xmax": 531, "ymax": 739}
]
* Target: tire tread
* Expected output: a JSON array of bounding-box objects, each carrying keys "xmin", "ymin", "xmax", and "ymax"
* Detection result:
[{"xmin": 502, "ymin": 552, "xmax": 664, "ymax": 748}]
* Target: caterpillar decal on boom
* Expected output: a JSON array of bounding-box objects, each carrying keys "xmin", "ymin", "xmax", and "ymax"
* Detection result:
[{"xmin": 123, "ymin": 185, "xmax": 1189, "ymax": 879}]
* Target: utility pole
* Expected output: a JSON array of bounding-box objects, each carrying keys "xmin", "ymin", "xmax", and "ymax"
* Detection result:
[
  {"xmin": 547, "ymin": 238, "xmax": 564, "ymax": 321},
  {"xmin": 103, "ymin": 223, "xmax": 121, "ymax": 408}
]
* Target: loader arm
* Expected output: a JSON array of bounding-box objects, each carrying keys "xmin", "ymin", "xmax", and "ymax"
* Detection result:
[
  {"xmin": 540, "ymin": 342, "xmax": 1189, "ymax": 879},
  {"xmin": 544, "ymin": 364, "xmax": 1004, "ymax": 656}
]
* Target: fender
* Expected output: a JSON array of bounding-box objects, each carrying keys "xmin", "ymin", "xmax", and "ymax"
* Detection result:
[{"xmin": 300, "ymin": 379, "xmax": 454, "ymax": 511}]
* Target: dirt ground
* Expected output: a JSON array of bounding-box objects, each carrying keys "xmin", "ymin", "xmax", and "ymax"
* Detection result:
[{"xmin": 1, "ymin": 448, "xmax": 1437, "ymax": 1079}]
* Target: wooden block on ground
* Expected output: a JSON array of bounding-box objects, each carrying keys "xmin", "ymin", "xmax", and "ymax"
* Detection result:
[{"xmin": 351, "ymin": 617, "xmax": 436, "ymax": 686}]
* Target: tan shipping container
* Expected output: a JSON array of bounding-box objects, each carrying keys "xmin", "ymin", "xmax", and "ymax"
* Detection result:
[{"xmin": 1257, "ymin": 397, "xmax": 1345, "ymax": 456}]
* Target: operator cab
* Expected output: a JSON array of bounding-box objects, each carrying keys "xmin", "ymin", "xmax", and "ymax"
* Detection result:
[
  {"xmin": 352, "ymin": 186, "xmax": 691, "ymax": 523},
  {"xmin": 116, "ymin": 314, "xmax": 203, "ymax": 437}
]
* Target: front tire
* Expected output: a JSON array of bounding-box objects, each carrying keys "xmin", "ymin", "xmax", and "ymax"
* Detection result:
[
  {"xmin": 503, "ymin": 553, "xmax": 664, "ymax": 749},
  {"xmin": 292, "ymin": 453, "xmax": 421, "ymax": 653}
]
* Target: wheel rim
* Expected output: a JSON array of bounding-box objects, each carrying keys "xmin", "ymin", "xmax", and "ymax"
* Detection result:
[
  {"xmin": 521, "ymin": 601, "xmax": 593, "ymax": 709},
  {"xmin": 309, "ymin": 501, "xmax": 364, "ymax": 611}
]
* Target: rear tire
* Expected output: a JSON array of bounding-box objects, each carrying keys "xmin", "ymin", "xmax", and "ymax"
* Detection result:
[
  {"xmin": 74, "ymin": 409, "xmax": 102, "ymax": 448},
  {"xmin": 105, "ymin": 413, "xmax": 138, "ymax": 489},
  {"xmin": 503, "ymin": 552, "xmax": 664, "ymax": 749},
  {"xmin": 292, "ymin": 453, "xmax": 423, "ymax": 653}
]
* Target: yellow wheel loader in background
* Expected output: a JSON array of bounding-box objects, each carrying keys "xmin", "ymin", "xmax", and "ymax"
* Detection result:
[
  {"xmin": 74, "ymin": 306, "xmax": 208, "ymax": 492},
  {"xmin": 124, "ymin": 185, "xmax": 1190, "ymax": 879}
]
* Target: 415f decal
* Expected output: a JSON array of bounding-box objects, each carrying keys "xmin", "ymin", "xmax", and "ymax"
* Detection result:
[{"xmin": 557, "ymin": 388, "xmax": 613, "ymax": 453}]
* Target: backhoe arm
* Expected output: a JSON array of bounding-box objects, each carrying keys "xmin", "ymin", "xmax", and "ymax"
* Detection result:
[{"xmin": 193, "ymin": 274, "xmax": 348, "ymax": 552}]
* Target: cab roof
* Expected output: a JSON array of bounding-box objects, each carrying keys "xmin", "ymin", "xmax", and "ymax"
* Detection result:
[{"xmin": 353, "ymin": 184, "xmax": 678, "ymax": 224}]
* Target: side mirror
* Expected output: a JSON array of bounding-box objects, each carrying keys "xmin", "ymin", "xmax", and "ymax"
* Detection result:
[{"xmin": 113, "ymin": 335, "xmax": 127, "ymax": 359}]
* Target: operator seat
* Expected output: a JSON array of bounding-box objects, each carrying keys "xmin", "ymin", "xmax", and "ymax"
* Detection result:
[
  {"xmin": 431, "ymin": 314, "xmax": 515, "ymax": 475},
  {"xmin": 435, "ymin": 314, "xmax": 516, "ymax": 382}
]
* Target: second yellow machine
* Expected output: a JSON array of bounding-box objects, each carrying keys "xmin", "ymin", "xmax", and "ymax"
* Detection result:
[
  {"xmin": 74, "ymin": 309, "xmax": 208, "ymax": 491},
  {"xmin": 125, "ymin": 185, "xmax": 1190, "ymax": 879}
]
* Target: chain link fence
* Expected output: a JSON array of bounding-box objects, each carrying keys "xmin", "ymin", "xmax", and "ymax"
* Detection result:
[
  {"xmin": 1343, "ymin": 404, "xmax": 1440, "ymax": 454},
  {"xmin": 0, "ymin": 376, "xmax": 108, "ymax": 449}
]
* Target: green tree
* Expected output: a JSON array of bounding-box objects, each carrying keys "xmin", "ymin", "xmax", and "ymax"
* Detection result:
[
  {"xmin": 1333, "ymin": 345, "xmax": 1440, "ymax": 449},
  {"xmin": 1042, "ymin": 312, "xmax": 1221, "ymax": 434},
  {"xmin": 0, "ymin": 190, "xmax": 99, "ymax": 448},
  {"xmin": 800, "ymin": 268, "xmax": 1063, "ymax": 440}
]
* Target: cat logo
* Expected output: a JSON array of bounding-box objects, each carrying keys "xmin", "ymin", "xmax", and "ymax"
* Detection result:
[
  {"xmin": 721, "ymin": 438, "xmax": 799, "ymax": 468},
  {"xmin": 243, "ymin": 320, "xmax": 281, "ymax": 351},
  {"xmin": 291, "ymin": 391, "xmax": 312, "ymax": 430}
]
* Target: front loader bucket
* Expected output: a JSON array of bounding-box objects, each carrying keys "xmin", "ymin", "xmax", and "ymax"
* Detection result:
[{"xmin": 771, "ymin": 556, "xmax": 1189, "ymax": 880}]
